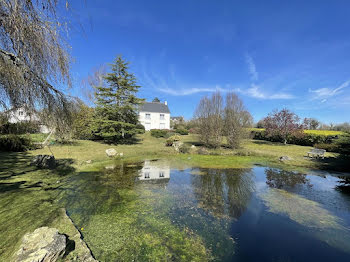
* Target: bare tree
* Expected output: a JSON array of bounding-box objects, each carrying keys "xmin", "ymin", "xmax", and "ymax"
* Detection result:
[
  {"xmin": 264, "ymin": 108, "xmax": 304, "ymax": 145},
  {"xmin": 224, "ymin": 93, "xmax": 252, "ymax": 149},
  {"xmin": 0, "ymin": 0, "xmax": 74, "ymax": 116},
  {"xmin": 194, "ymin": 91, "xmax": 223, "ymax": 148},
  {"xmin": 303, "ymin": 118, "xmax": 320, "ymax": 130}
]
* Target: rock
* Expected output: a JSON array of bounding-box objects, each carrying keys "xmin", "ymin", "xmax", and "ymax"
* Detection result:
[
  {"xmin": 191, "ymin": 145, "xmax": 196, "ymax": 149},
  {"xmin": 279, "ymin": 156, "xmax": 292, "ymax": 161},
  {"xmin": 197, "ymin": 147, "xmax": 209, "ymax": 155},
  {"xmin": 119, "ymin": 152, "xmax": 124, "ymax": 157},
  {"xmin": 105, "ymin": 165, "xmax": 116, "ymax": 170},
  {"xmin": 32, "ymin": 155, "xmax": 56, "ymax": 169},
  {"xmin": 105, "ymin": 148, "xmax": 117, "ymax": 157},
  {"xmin": 85, "ymin": 160, "xmax": 92, "ymax": 164},
  {"xmin": 172, "ymin": 141, "xmax": 183, "ymax": 152},
  {"xmin": 14, "ymin": 227, "xmax": 66, "ymax": 262}
]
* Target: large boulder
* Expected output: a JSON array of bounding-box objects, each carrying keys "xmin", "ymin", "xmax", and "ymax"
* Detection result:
[
  {"xmin": 14, "ymin": 227, "xmax": 66, "ymax": 262},
  {"xmin": 105, "ymin": 148, "xmax": 117, "ymax": 157},
  {"xmin": 32, "ymin": 155, "xmax": 56, "ymax": 169}
]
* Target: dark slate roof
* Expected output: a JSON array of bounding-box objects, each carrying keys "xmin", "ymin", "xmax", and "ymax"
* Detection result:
[{"xmin": 139, "ymin": 102, "xmax": 170, "ymax": 113}]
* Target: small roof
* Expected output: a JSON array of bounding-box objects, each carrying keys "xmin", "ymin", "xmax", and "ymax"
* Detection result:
[{"xmin": 139, "ymin": 102, "xmax": 170, "ymax": 113}]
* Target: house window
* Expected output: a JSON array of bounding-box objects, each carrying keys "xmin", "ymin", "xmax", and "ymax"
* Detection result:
[
  {"xmin": 159, "ymin": 123, "xmax": 165, "ymax": 129},
  {"xmin": 145, "ymin": 113, "xmax": 151, "ymax": 119},
  {"xmin": 144, "ymin": 172, "xmax": 150, "ymax": 179},
  {"xmin": 159, "ymin": 171, "xmax": 164, "ymax": 178},
  {"xmin": 160, "ymin": 114, "xmax": 165, "ymax": 120},
  {"xmin": 18, "ymin": 111, "xmax": 24, "ymax": 116}
]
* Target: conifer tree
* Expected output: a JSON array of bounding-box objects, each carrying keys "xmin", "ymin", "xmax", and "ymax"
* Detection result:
[{"xmin": 93, "ymin": 56, "xmax": 143, "ymax": 142}]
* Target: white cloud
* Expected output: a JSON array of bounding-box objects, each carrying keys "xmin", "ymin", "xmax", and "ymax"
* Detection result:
[
  {"xmin": 159, "ymin": 86, "xmax": 226, "ymax": 96},
  {"xmin": 245, "ymin": 54, "xmax": 258, "ymax": 81},
  {"xmin": 236, "ymin": 84, "xmax": 294, "ymax": 100},
  {"xmin": 309, "ymin": 80, "xmax": 349, "ymax": 100}
]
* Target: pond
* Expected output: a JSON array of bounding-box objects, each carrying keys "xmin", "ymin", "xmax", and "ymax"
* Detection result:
[{"xmin": 61, "ymin": 160, "xmax": 350, "ymax": 261}]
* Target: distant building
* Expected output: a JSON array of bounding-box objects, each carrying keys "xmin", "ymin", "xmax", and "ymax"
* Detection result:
[
  {"xmin": 5, "ymin": 107, "xmax": 50, "ymax": 133},
  {"xmin": 170, "ymin": 116, "xmax": 184, "ymax": 124},
  {"xmin": 139, "ymin": 101, "xmax": 170, "ymax": 131}
]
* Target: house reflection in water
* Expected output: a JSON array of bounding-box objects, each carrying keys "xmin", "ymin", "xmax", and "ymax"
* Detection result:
[{"xmin": 137, "ymin": 160, "xmax": 170, "ymax": 187}]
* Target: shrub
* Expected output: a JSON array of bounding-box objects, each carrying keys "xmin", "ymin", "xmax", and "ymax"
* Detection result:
[
  {"xmin": 178, "ymin": 144, "xmax": 190, "ymax": 153},
  {"xmin": 314, "ymin": 143, "xmax": 340, "ymax": 153},
  {"xmin": 0, "ymin": 121, "xmax": 40, "ymax": 135},
  {"xmin": 188, "ymin": 128, "xmax": 198, "ymax": 134},
  {"xmin": 166, "ymin": 135, "xmax": 181, "ymax": 146},
  {"xmin": 151, "ymin": 129, "xmax": 169, "ymax": 138},
  {"xmin": 135, "ymin": 124, "xmax": 145, "ymax": 134},
  {"xmin": 0, "ymin": 135, "xmax": 33, "ymax": 152},
  {"xmin": 176, "ymin": 128, "xmax": 189, "ymax": 135}
]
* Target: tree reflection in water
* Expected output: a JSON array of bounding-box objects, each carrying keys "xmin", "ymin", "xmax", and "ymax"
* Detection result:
[
  {"xmin": 61, "ymin": 162, "xmax": 144, "ymax": 225},
  {"xmin": 191, "ymin": 168, "xmax": 255, "ymax": 219},
  {"xmin": 265, "ymin": 168, "xmax": 312, "ymax": 189}
]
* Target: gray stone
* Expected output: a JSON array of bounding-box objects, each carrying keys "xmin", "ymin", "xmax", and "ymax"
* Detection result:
[
  {"xmin": 14, "ymin": 227, "xmax": 66, "ymax": 262},
  {"xmin": 279, "ymin": 156, "xmax": 292, "ymax": 161},
  {"xmin": 105, "ymin": 165, "xmax": 116, "ymax": 170},
  {"xmin": 191, "ymin": 145, "xmax": 196, "ymax": 149},
  {"xmin": 105, "ymin": 148, "xmax": 117, "ymax": 157},
  {"xmin": 32, "ymin": 155, "xmax": 56, "ymax": 169}
]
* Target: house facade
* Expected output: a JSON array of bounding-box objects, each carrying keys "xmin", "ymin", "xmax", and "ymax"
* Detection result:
[
  {"xmin": 6, "ymin": 107, "xmax": 50, "ymax": 133},
  {"xmin": 139, "ymin": 101, "xmax": 170, "ymax": 131}
]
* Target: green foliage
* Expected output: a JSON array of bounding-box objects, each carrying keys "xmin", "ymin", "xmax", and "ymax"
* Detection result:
[
  {"xmin": 176, "ymin": 128, "xmax": 189, "ymax": 135},
  {"xmin": 0, "ymin": 121, "xmax": 40, "ymax": 135},
  {"xmin": 92, "ymin": 55, "xmax": 143, "ymax": 142},
  {"xmin": 0, "ymin": 134, "xmax": 33, "ymax": 151},
  {"xmin": 135, "ymin": 123, "xmax": 145, "ymax": 134},
  {"xmin": 166, "ymin": 135, "xmax": 180, "ymax": 146},
  {"xmin": 179, "ymin": 143, "xmax": 190, "ymax": 153},
  {"xmin": 150, "ymin": 129, "xmax": 169, "ymax": 138},
  {"xmin": 72, "ymin": 102, "xmax": 95, "ymax": 140}
]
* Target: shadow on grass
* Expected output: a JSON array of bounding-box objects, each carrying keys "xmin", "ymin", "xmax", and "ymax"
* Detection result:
[
  {"xmin": 94, "ymin": 136, "xmax": 143, "ymax": 146},
  {"xmin": 310, "ymin": 154, "xmax": 350, "ymax": 173},
  {"xmin": 251, "ymin": 140, "xmax": 287, "ymax": 146}
]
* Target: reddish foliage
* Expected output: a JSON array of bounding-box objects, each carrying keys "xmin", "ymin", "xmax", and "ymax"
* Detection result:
[{"xmin": 263, "ymin": 108, "xmax": 304, "ymax": 144}]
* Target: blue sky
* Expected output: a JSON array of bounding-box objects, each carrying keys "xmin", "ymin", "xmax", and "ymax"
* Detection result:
[{"xmin": 68, "ymin": 0, "xmax": 350, "ymax": 123}]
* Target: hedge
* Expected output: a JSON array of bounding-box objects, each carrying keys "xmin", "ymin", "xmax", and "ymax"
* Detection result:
[{"xmin": 0, "ymin": 135, "xmax": 33, "ymax": 152}]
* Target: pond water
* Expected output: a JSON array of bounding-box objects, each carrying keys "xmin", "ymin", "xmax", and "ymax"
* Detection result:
[{"xmin": 61, "ymin": 160, "xmax": 350, "ymax": 261}]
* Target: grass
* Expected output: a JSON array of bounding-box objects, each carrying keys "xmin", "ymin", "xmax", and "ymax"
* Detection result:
[{"xmin": 0, "ymin": 132, "xmax": 349, "ymax": 260}]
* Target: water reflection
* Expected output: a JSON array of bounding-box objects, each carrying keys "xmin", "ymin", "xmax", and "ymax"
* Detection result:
[
  {"xmin": 137, "ymin": 160, "xmax": 170, "ymax": 185},
  {"xmin": 191, "ymin": 168, "xmax": 254, "ymax": 219},
  {"xmin": 265, "ymin": 168, "xmax": 312, "ymax": 189}
]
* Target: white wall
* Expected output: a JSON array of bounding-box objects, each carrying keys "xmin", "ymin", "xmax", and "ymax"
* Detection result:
[
  {"xmin": 139, "ymin": 112, "xmax": 170, "ymax": 131},
  {"xmin": 8, "ymin": 108, "xmax": 38, "ymax": 123}
]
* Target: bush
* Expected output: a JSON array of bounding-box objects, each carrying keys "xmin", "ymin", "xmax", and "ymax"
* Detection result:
[
  {"xmin": 314, "ymin": 143, "xmax": 340, "ymax": 153},
  {"xmin": 176, "ymin": 128, "xmax": 189, "ymax": 135},
  {"xmin": 0, "ymin": 121, "xmax": 40, "ymax": 135},
  {"xmin": 178, "ymin": 144, "xmax": 190, "ymax": 153},
  {"xmin": 151, "ymin": 129, "xmax": 170, "ymax": 138},
  {"xmin": 166, "ymin": 135, "xmax": 181, "ymax": 146},
  {"xmin": 0, "ymin": 135, "xmax": 33, "ymax": 152},
  {"xmin": 135, "ymin": 124, "xmax": 145, "ymax": 134}
]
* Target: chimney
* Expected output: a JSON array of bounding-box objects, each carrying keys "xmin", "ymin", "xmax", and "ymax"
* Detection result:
[{"xmin": 164, "ymin": 101, "xmax": 167, "ymax": 105}]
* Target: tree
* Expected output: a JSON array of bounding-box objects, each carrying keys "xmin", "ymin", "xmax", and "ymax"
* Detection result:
[
  {"xmin": 194, "ymin": 92, "xmax": 223, "ymax": 148},
  {"xmin": 303, "ymin": 118, "xmax": 320, "ymax": 130},
  {"xmin": 71, "ymin": 101, "xmax": 95, "ymax": 140},
  {"xmin": 263, "ymin": 108, "xmax": 304, "ymax": 145},
  {"xmin": 0, "ymin": 0, "xmax": 74, "ymax": 115},
  {"xmin": 152, "ymin": 97, "xmax": 160, "ymax": 102},
  {"xmin": 224, "ymin": 93, "xmax": 252, "ymax": 149},
  {"xmin": 92, "ymin": 56, "xmax": 143, "ymax": 142}
]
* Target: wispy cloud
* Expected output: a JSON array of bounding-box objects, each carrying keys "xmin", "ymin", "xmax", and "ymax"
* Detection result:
[
  {"xmin": 309, "ymin": 80, "xmax": 349, "ymax": 102},
  {"xmin": 236, "ymin": 84, "xmax": 294, "ymax": 100},
  {"xmin": 159, "ymin": 86, "xmax": 226, "ymax": 96},
  {"xmin": 245, "ymin": 54, "xmax": 258, "ymax": 81}
]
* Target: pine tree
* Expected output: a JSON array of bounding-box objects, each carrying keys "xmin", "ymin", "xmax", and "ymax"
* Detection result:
[{"xmin": 93, "ymin": 56, "xmax": 143, "ymax": 142}]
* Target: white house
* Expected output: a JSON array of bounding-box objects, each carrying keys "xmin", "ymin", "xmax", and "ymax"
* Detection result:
[
  {"xmin": 5, "ymin": 107, "xmax": 50, "ymax": 133},
  {"xmin": 139, "ymin": 101, "xmax": 170, "ymax": 131}
]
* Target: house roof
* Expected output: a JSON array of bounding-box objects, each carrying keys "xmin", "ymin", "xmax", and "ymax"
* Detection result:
[{"xmin": 139, "ymin": 102, "xmax": 170, "ymax": 113}]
